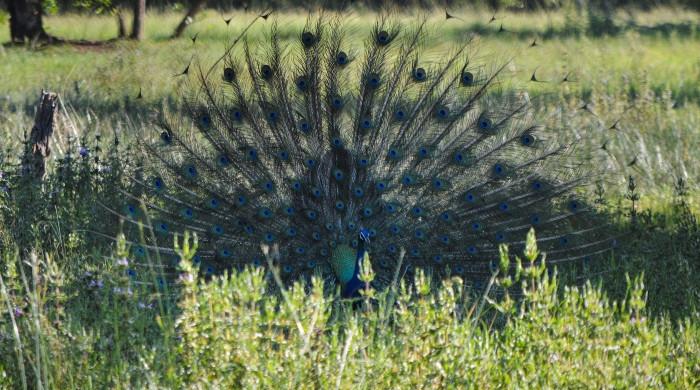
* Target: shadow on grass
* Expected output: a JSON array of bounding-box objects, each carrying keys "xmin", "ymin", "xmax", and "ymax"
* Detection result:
[{"xmin": 449, "ymin": 20, "xmax": 698, "ymax": 40}]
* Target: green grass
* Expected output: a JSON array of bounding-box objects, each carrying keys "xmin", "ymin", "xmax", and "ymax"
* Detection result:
[
  {"xmin": 1, "ymin": 6, "xmax": 700, "ymax": 388},
  {"xmin": 1, "ymin": 8, "xmax": 699, "ymax": 106},
  {"xmin": 0, "ymin": 230, "xmax": 698, "ymax": 388},
  {"xmin": 1, "ymin": 7, "xmax": 699, "ymax": 190}
]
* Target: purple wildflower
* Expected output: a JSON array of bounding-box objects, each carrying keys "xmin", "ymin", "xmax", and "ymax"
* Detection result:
[{"xmin": 89, "ymin": 279, "xmax": 104, "ymax": 289}]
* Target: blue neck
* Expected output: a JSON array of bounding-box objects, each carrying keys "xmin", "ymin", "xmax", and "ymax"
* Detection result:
[{"xmin": 341, "ymin": 240, "xmax": 366, "ymax": 298}]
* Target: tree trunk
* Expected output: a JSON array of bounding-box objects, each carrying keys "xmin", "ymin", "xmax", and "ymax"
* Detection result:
[
  {"xmin": 523, "ymin": 0, "xmax": 546, "ymax": 10},
  {"xmin": 21, "ymin": 91, "xmax": 59, "ymax": 180},
  {"xmin": 130, "ymin": 0, "xmax": 145, "ymax": 40},
  {"xmin": 117, "ymin": 9, "xmax": 127, "ymax": 38},
  {"xmin": 487, "ymin": 0, "xmax": 500, "ymax": 11},
  {"xmin": 6, "ymin": 0, "xmax": 53, "ymax": 43},
  {"xmin": 171, "ymin": 0, "xmax": 205, "ymax": 39}
]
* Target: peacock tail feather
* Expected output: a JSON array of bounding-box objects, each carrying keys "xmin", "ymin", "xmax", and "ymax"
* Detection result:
[{"xmin": 108, "ymin": 16, "xmax": 614, "ymax": 293}]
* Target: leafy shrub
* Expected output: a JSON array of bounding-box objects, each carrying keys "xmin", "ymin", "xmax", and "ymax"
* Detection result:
[{"xmin": 1, "ymin": 230, "xmax": 698, "ymax": 388}]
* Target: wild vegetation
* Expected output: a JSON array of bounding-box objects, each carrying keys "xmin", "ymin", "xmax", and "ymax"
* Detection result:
[{"xmin": 0, "ymin": 5, "xmax": 699, "ymax": 388}]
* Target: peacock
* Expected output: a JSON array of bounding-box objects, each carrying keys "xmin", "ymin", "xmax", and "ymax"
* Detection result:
[{"xmin": 109, "ymin": 16, "xmax": 613, "ymax": 298}]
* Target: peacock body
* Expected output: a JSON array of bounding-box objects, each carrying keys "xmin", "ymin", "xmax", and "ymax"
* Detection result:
[{"xmin": 115, "ymin": 17, "xmax": 612, "ymax": 297}]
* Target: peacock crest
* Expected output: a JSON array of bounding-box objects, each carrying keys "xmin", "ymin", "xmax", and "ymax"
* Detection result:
[{"xmin": 112, "ymin": 16, "xmax": 613, "ymax": 297}]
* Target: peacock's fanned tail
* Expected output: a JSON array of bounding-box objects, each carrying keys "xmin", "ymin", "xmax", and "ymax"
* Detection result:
[{"xmin": 113, "ymin": 16, "xmax": 614, "ymax": 291}]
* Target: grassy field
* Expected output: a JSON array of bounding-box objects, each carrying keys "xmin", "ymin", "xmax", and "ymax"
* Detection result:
[
  {"xmin": 1, "ymin": 7, "xmax": 700, "ymax": 388},
  {"xmin": 2, "ymin": 9, "xmax": 700, "ymax": 106},
  {"xmin": 2, "ymin": 7, "xmax": 699, "ymax": 190}
]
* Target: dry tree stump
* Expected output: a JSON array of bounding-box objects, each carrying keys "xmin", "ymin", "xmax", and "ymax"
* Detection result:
[{"xmin": 21, "ymin": 90, "xmax": 58, "ymax": 180}]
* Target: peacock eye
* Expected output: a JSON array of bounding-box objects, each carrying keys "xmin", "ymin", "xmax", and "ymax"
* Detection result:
[
  {"xmin": 185, "ymin": 165, "xmax": 198, "ymax": 178},
  {"xmin": 223, "ymin": 67, "xmax": 235, "ymax": 82},
  {"xmin": 376, "ymin": 30, "xmax": 390, "ymax": 45},
  {"xmin": 366, "ymin": 73, "xmax": 381, "ymax": 89},
  {"xmin": 478, "ymin": 116, "xmax": 493, "ymax": 131},
  {"xmin": 434, "ymin": 106, "xmax": 449, "ymax": 119},
  {"xmin": 218, "ymin": 155, "xmax": 230, "ymax": 166},
  {"xmin": 260, "ymin": 64, "xmax": 272, "ymax": 80},
  {"xmin": 461, "ymin": 71, "xmax": 474, "ymax": 86},
  {"xmin": 336, "ymin": 51, "xmax": 348, "ymax": 65},
  {"xmin": 568, "ymin": 200, "xmax": 580, "ymax": 211},
  {"xmin": 199, "ymin": 113, "xmax": 211, "ymax": 127},
  {"xmin": 267, "ymin": 110, "xmax": 278, "ymax": 122},
  {"xmin": 160, "ymin": 131, "xmax": 172, "ymax": 144},
  {"xmin": 301, "ymin": 31, "xmax": 316, "ymax": 47},
  {"xmin": 521, "ymin": 133, "xmax": 536, "ymax": 147},
  {"xmin": 296, "ymin": 76, "xmax": 308, "ymax": 92},
  {"xmin": 330, "ymin": 95, "xmax": 344, "ymax": 110},
  {"xmin": 153, "ymin": 177, "xmax": 164, "ymax": 190},
  {"xmin": 493, "ymin": 163, "xmax": 505, "ymax": 176},
  {"xmin": 413, "ymin": 67, "xmax": 426, "ymax": 81}
]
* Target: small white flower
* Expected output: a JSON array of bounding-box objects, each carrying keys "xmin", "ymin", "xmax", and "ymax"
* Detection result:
[{"xmin": 178, "ymin": 272, "xmax": 194, "ymax": 284}]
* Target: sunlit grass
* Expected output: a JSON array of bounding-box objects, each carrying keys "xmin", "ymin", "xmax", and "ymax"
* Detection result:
[
  {"xmin": 1, "ymin": 8, "xmax": 698, "ymax": 191},
  {"xmin": 0, "ymin": 8, "xmax": 698, "ymax": 106}
]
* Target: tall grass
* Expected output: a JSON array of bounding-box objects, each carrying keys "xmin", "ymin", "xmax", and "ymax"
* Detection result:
[{"xmin": 1, "ymin": 230, "xmax": 698, "ymax": 388}]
